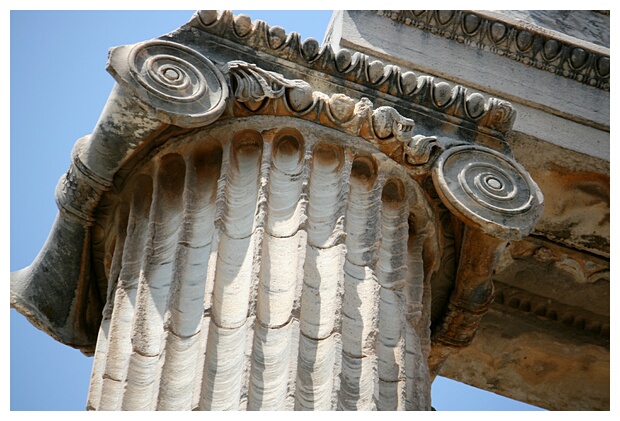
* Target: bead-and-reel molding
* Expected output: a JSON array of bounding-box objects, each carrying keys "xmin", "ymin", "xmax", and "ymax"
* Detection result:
[{"xmin": 88, "ymin": 117, "xmax": 439, "ymax": 411}]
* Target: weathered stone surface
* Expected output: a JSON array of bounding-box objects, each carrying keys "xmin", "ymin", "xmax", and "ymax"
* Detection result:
[
  {"xmin": 14, "ymin": 9, "xmax": 606, "ymax": 412},
  {"xmin": 326, "ymin": 10, "xmax": 608, "ymax": 410},
  {"xmin": 497, "ymin": 10, "xmax": 610, "ymax": 48},
  {"xmin": 371, "ymin": 10, "xmax": 610, "ymax": 91},
  {"xmin": 85, "ymin": 118, "xmax": 440, "ymax": 410},
  {"xmin": 331, "ymin": 11, "xmax": 609, "ymax": 135},
  {"xmin": 508, "ymin": 131, "xmax": 609, "ymax": 257},
  {"xmin": 439, "ymin": 309, "xmax": 609, "ymax": 411}
]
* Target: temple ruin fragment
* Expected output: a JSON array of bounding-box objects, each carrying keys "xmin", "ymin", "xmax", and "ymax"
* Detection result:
[{"xmin": 10, "ymin": 10, "xmax": 609, "ymax": 410}]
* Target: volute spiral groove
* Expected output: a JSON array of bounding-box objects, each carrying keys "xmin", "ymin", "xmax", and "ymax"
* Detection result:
[
  {"xmin": 432, "ymin": 145, "xmax": 543, "ymax": 240},
  {"xmin": 112, "ymin": 40, "xmax": 229, "ymax": 127}
]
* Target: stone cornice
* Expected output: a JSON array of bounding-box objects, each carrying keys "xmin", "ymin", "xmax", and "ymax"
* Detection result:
[
  {"xmin": 185, "ymin": 10, "xmax": 517, "ymax": 135},
  {"xmin": 493, "ymin": 281, "xmax": 609, "ymax": 341},
  {"xmin": 376, "ymin": 10, "xmax": 610, "ymax": 91}
]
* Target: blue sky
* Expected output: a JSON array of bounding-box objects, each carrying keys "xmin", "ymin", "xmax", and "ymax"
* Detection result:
[{"xmin": 9, "ymin": 9, "xmax": 544, "ymax": 411}]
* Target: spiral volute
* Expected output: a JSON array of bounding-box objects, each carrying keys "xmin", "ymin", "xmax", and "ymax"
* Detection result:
[
  {"xmin": 110, "ymin": 40, "xmax": 229, "ymax": 127},
  {"xmin": 432, "ymin": 145, "xmax": 544, "ymax": 240}
]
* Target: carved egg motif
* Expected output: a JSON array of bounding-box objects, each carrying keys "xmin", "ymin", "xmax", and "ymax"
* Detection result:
[
  {"xmin": 401, "ymin": 71, "xmax": 418, "ymax": 95},
  {"xmin": 489, "ymin": 22, "xmax": 507, "ymax": 44},
  {"xmin": 570, "ymin": 48, "xmax": 588, "ymax": 69},
  {"xmin": 372, "ymin": 107, "xmax": 395, "ymax": 139},
  {"xmin": 301, "ymin": 38, "xmax": 320, "ymax": 61},
  {"xmin": 243, "ymin": 98, "xmax": 265, "ymax": 112},
  {"xmin": 335, "ymin": 48, "xmax": 352, "ymax": 73},
  {"xmin": 463, "ymin": 13, "xmax": 481, "ymax": 35},
  {"xmin": 597, "ymin": 56, "xmax": 610, "ymax": 78},
  {"xmin": 286, "ymin": 85, "xmax": 314, "ymax": 112},
  {"xmin": 432, "ymin": 82, "xmax": 453, "ymax": 108},
  {"xmin": 368, "ymin": 60, "xmax": 386, "ymax": 84},
  {"xmin": 543, "ymin": 39, "xmax": 561, "ymax": 60},
  {"xmin": 328, "ymin": 93, "xmax": 356, "ymax": 122},
  {"xmin": 268, "ymin": 26, "xmax": 287, "ymax": 49},
  {"xmin": 233, "ymin": 14, "xmax": 253, "ymax": 37},
  {"xmin": 436, "ymin": 10, "xmax": 454, "ymax": 26},
  {"xmin": 465, "ymin": 93, "xmax": 486, "ymax": 119},
  {"xmin": 198, "ymin": 10, "xmax": 218, "ymax": 26},
  {"xmin": 516, "ymin": 31, "xmax": 533, "ymax": 51}
]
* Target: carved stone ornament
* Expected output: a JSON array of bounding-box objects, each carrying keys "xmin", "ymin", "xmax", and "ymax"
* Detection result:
[
  {"xmin": 10, "ymin": 10, "xmax": 548, "ymax": 412},
  {"xmin": 225, "ymin": 61, "xmax": 312, "ymax": 105},
  {"xmin": 377, "ymin": 10, "xmax": 610, "ymax": 90},
  {"xmin": 107, "ymin": 40, "xmax": 229, "ymax": 127},
  {"xmin": 219, "ymin": 61, "xmax": 446, "ymax": 168},
  {"xmin": 432, "ymin": 145, "xmax": 544, "ymax": 240},
  {"xmin": 190, "ymin": 10, "xmax": 518, "ymax": 134}
]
